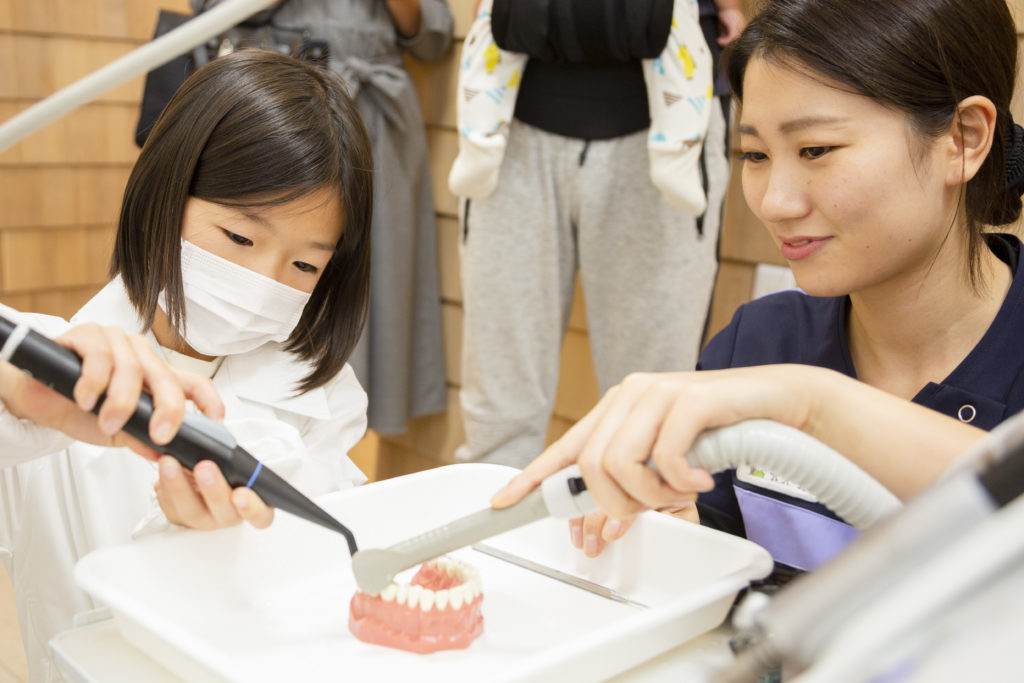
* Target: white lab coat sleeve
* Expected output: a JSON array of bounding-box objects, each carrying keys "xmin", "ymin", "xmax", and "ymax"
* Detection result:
[
  {"xmin": 0, "ymin": 404, "xmax": 74, "ymax": 467},
  {"xmin": 0, "ymin": 303, "xmax": 77, "ymax": 465}
]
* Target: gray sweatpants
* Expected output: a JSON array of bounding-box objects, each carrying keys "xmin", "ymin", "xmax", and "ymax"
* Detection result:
[{"xmin": 458, "ymin": 106, "xmax": 729, "ymax": 468}]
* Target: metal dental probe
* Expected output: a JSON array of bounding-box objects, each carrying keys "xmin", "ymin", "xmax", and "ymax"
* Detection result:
[{"xmin": 0, "ymin": 313, "xmax": 359, "ymax": 555}]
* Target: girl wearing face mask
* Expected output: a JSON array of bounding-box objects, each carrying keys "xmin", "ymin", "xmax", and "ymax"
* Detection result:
[
  {"xmin": 1, "ymin": 50, "xmax": 373, "ymax": 681},
  {"xmin": 491, "ymin": 0, "xmax": 1024, "ymax": 576}
]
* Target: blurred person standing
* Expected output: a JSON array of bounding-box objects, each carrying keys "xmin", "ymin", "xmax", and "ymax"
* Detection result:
[{"xmin": 455, "ymin": 0, "xmax": 733, "ymax": 468}]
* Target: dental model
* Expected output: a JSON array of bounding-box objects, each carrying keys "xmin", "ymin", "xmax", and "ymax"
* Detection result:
[{"xmin": 349, "ymin": 556, "xmax": 484, "ymax": 653}]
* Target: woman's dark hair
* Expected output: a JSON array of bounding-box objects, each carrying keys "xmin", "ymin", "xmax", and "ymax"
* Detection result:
[
  {"xmin": 725, "ymin": 0, "xmax": 1019, "ymax": 283},
  {"xmin": 112, "ymin": 50, "xmax": 373, "ymax": 392}
]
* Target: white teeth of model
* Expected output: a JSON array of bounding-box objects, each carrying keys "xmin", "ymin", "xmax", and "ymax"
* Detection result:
[
  {"xmin": 407, "ymin": 584, "xmax": 422, "ymax": 608},
  {"xmin": 449, "ymin": 585, "xmax": 464, "ymax": 609},
  {"xmin": 420, "ymin": 588, "xmax": 435, "ymax": 611},
  {"xmin": 381, "ymin": 584, "xmax": 397, "ymax": 601},
  {"xmin": 435, "ymin": 589, "xmax": 449, "ymax": 610},
  {"xmin": 396, "ymin": 584, "xmax": 408, "ymax": 604},
  {"xmin": 791, "ymin": 239, "xmax": 810, "ymax": 246}
]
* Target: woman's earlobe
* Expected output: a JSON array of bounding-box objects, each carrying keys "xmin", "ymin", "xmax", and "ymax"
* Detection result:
[{"xmin": 947, "ymin": 95, "xmax": 998, "ymax": 185}]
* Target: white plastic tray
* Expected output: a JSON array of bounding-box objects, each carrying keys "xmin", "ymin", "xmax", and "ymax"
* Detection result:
[{"xmin": 75, "ymin": 464, "xmax": 772, "ymax": 682}]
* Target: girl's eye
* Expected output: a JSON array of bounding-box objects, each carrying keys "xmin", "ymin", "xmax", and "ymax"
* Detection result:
[
  {"xmin": 738, "ymin": 151, "xmax": 768, "ymax": 163},
  {"xmin": 224, "ymin": 230, "xmax": 253, "ymax": 246},
  {"xmin": 294, "ymin": 261, "xmax": 318, "ymax": 274},
  {"xmin": 801, "ymin": 146, "xmax": 834, "ymax": 159}
]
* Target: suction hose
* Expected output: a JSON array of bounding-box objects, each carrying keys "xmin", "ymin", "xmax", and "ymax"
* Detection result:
[
  {"xmin": 685, "ymin": 419, "xmax": 901, "ymax": 529},
  {"xmin": 713, "ymin": 410, "xmax": 1024, "ymax": 683},
  {"xmin": 0, "ymin": 0, "xmax": 277, "ymax": 153}
]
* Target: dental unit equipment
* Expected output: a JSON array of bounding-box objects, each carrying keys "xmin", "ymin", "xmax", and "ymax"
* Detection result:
[
  {"xmin": 714, "ymin": 408, "xmax": 1024, "ymax": 683},
  {"xmin": 0, "ymin": 312, "xmax": 360, "ymax": 554}
]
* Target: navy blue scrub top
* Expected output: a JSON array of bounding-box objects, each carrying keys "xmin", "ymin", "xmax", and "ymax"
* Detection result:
[{"xmin": 696, "ymin": 233, "xmax": 1024, "ymax": 571}]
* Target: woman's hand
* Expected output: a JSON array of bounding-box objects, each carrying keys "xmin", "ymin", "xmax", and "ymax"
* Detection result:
[
  {"xmin": 490, "ymin": 367, "xmax": 823, "ymax": 555},
  {"xmin": 155, "ymin": 457, "xmax": 275, "ymax": 530},
  {"xmin": 491, "ymin": 363, "xmax": 987, "ymax": 557},
  {"xmin": 492, "ymin": 370, "xmax": 784, "ymax": 513},
  {"xmin": 0, "ymin": 323, "xmax": 224, "ymax": 459}
]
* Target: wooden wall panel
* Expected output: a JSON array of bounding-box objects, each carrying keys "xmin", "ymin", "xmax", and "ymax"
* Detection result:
[
  {"xmin": 0, "ymin": 102, "xmax": 140, "ymax": 164},
  {"xmin": 0, "ymin": 0, "xmax": 192, "ymax": 39},
  {"xmin": 405, "ymin": 48, "xmax": 459, "ymax": 129},
  {"xmin": 0, "ymin": 168, "xmax": 130, "ymax": 229},
  {"xmin": 0, "ymin": 287, "xmax": 96, "ymax": 319},
  {"xmin": 0, "ymin": 225, "xmax": 114, "ymax": 292},
  {"xmin": 0, "ymin": 35, "xmax": 144, "ymax": 103},
  {"xmin": 441, "ymin": 302, "xmax": 462, "ymax": 386},
  {"xmin": 427, "ymin": 127, "xmax": 459, "ymax": 217},
  {"xmin": 437, "ymin": 214, "xmax": 461, "ymax": 302}
]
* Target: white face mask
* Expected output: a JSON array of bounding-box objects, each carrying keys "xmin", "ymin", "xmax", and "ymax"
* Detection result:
[{"xmin": 162, "ymin": 240, "xmax": 312, "ymax": 357}]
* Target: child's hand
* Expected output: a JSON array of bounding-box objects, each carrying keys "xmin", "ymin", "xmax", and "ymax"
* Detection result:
[
  {"xmin": 0, "ymin": 323, "xmax": 224, "ymax": 459},
  {"xmin": 155, "ymin": 457, "xmax": 275, "ymax": 530}
]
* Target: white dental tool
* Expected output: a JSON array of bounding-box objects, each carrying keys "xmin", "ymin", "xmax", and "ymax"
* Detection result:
[
  {"xmin": 350, "ymin": 464, "xmax": 597, "ymax": 595},
  {"xmin": 351, "ymin": 420, "xmax": 901, "ymax": 595}
]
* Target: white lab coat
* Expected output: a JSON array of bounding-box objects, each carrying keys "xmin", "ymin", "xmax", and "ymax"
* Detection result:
[{"xmin": 0, "ymin": 279, "xmax": 368, "ymax": 683}]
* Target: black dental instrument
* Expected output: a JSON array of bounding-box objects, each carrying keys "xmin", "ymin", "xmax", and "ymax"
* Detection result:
[{"xmin": 0, "ymin": 313, "xmax": 358, "ymax": 554}]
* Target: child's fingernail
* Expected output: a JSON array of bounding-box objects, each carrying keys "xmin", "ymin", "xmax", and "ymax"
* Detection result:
[
  {"xmin": 196, "ymin": 466, "xmax": 215, "ymax": 486},
  {"xmin": 80, "ymin": 393, "xmax": 98, "ymax": 412},
  {"xmin": 234, "ymin": 492, "xmax": 249, "ymax": 512},
  {"xmin": 570, "ymin": 524, "xmax": 583, "ymax": 548},
  {"xmin": 102, "ymin": 418, "xmax": 121, "ymax": 435},
  {"xmin": 153, "ymin": 422, "xmax": 174, "ymax": 444},
  {"xmin": 604, "ymin": 519, "xmax": 622, "ymax": 539},
  {"xmin": 584, "ymin": 534, "xmax": 598, "ymax": 556},
  {"xmin": 160, "ymin": 458, "xmax": 180, "ymax": 479}
]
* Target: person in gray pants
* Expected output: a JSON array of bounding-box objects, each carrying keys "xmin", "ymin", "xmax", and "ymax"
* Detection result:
[{"xmin": 456, "ymin": 0, "xmax": 732, "ymax": 468}]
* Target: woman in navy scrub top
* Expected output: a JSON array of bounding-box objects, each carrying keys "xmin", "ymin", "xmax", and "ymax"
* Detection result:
[{"xmin": 492, "ymin": 0, "xmax": 1024, "ymax": 570}]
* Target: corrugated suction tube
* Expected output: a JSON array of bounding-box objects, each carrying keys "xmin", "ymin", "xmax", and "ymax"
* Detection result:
[{"xmin": 685, "ymin": 419, "xmax": 901, "ymax": 529}]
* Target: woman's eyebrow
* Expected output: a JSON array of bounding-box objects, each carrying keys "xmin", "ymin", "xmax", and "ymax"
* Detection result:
[{"xmin": 737, "ymin": 115, "xmax": 850, "ymax": 137}]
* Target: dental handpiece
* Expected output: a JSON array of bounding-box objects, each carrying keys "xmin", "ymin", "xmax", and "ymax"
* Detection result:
[
  {"xmin": 0, "ymin": 313, "xmax": 358, "ymax": 554},
  {"xmin": 350, "ymin": 464, "xmax": 597, "ymax": 594}
]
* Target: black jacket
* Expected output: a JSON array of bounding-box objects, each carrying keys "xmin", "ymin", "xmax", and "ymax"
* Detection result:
[{"xmin": 492, "ymin": 0, "xmax": 673, "ymax": 63}]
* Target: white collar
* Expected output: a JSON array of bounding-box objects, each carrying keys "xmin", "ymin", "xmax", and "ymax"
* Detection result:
[{"xmin": 72, "ymin": 278, "xmax": 333, "ymax": 420}]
